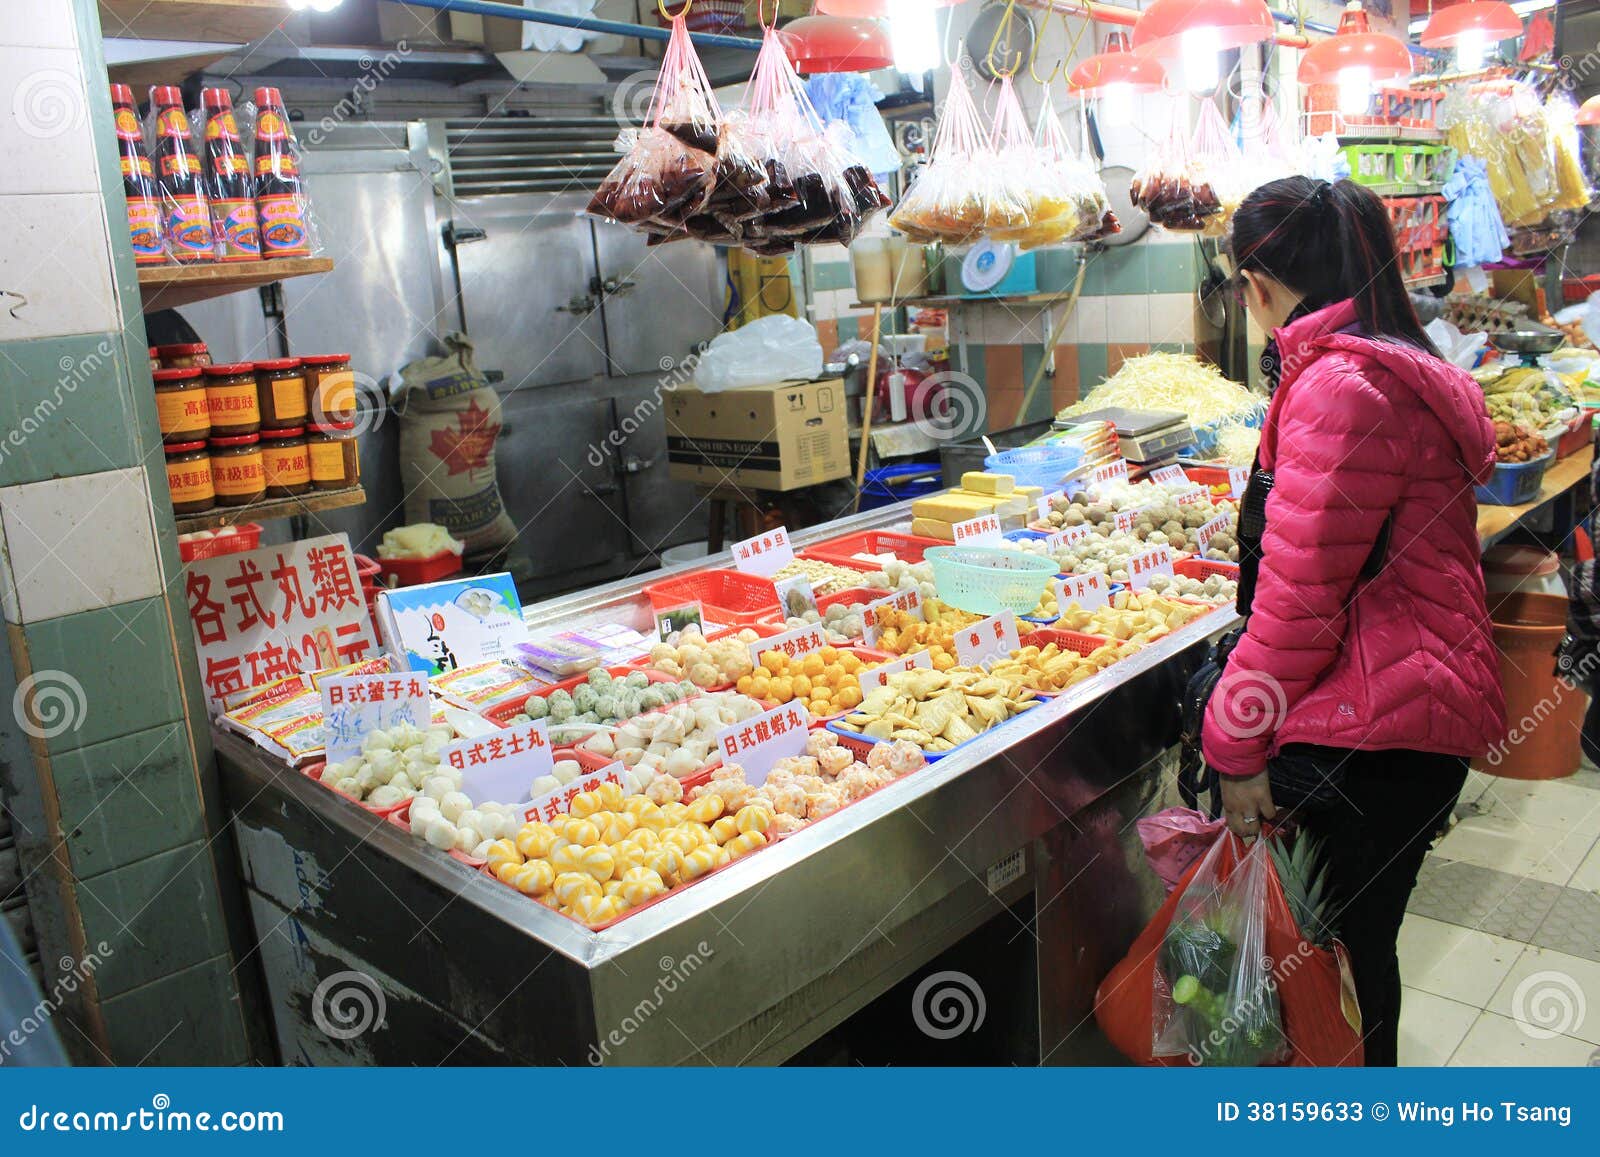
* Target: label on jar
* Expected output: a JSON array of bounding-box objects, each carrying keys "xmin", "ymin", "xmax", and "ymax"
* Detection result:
[
  {"xmin": 166, "ymin": 458, "xmax": 213, "ymax": 503},
  {"xmin": 166, "ymin": 194, "xmax": 213, "ymax": 260},
  {"xmin": 208, "ymin": 197, "xmax": 260, "ymax": 261},
  {"xmin": 308, "ymin": 440, "xmax": 347, "ymax": 482},
  {"xmin": 269, "ymin": 377, "xmax": 307, "ymax": 422},
  {"xmin": 213, "ymin": 453, "xmax": 264, "ymax": 496},
  {"xmin": 257, "ymin": 193, "xmax": 310, "ymax": 257},
  {"xmin": 127, "ymin": 198, "xmax": 164, "ymax": 265},
  {"xmin": 207, "ymin": 381, "xmax": 259, "ymax": 425},
  {"xmin": 311, "ymin": 369, "xmax": 355, "ymax": 418},
  {"xmin": 264, "ymin": 443, "xmax": 310, "ymax": 486},
  {"xmin": 156, "ymin": 390, "xmax": 209, "ymax": 436}
]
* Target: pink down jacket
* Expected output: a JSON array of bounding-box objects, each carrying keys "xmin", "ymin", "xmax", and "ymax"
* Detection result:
[{"xmin": 1201, "ymin": 299, "xmax": 1507, "ymax": 778}]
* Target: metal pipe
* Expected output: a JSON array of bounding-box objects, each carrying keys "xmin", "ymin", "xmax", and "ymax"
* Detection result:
[{"xmin": 391, "ymin": 0, "xmax": 764, "ymax": 52}]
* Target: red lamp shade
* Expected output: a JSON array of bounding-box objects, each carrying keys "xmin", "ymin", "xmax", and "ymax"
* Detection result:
[
  {"xmin": 1132, "ymin": 0, "xmax": 1276, "ymax": 60},
  {"xmin": 1418, "ymin": 1, "xmax": 1522, "ymax": 48},
  {"xmin": 1578, "ymin": 95, "xmax": 1600, "ymax": 127},
  {"xmin": 781, "ymin": 14, "xmax": 894, "ymax": 74},
  {"xmin": 1070, "ymin": 51, "xmax": 1168, "ymax": 94},
  {"xmin": 1298, "ymin": 31, "xmax": 1412, "ymax": 85},
  {"xmin": 816, "ymin": 0, "xmax": 961, "ymax": 14}
]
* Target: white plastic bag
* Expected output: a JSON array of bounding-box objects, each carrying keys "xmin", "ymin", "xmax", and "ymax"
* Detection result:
[
  {"xmin": 692, "ymin": 315, "xmax": 824, "ymax": 393},
  {"xmin": 1424, "ymin": 318, "xmax": 1488, "ymax": 369}
]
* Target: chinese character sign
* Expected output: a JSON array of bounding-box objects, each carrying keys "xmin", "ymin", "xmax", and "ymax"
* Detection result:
[
  {"xmin": 1175, "ymin": 487, "xmax": 1208, "ymax": 507},
  {"xmin": 1150, "ymin": 464, "xmax": 1187, "ymax": 486},
  {"xmin": 1127, "ymin": 545, "xmax": 1176, "ymax": 589},
  {"xmin": 187, "ymin": 534, "xmax": 378, "ymax": 714},
  {"xmin": 444, "ymin": 718, "xmax": 554, "ymax": 806},
  {"xmin": 951, "ymin": 513, "xmax": 1002, "ymax": 546},
  {"xmin": 320, "ymin": 673, "xmax": 429, "ymax": 763},
  {"xmin": 1056, "ymin": 572, "xmax": 1110, "ymax": 612},
  {"xmin": 1228, "ymin": 466, "xmax": 1250, "ymax": 499},
  {"xmin": 519, "ymin": 760, "xmax": 624, "ymax": 825},
  {"xmin": 748, "ymin": 623, "xmax": 827, "ymax": 669},
  {"xmin": 861, "ymin": 589, "xmax": 923, "ymax": 647},
  {"xmin": 1044, "ymin": 524, "xmax": 1091, "ymax": 551},
  {"xmin": 716, "ymin": 701, "xmax": 810, "ymax": 785},
  {"xmin": 1088, "ymin": 459, "xmax": 1129, "ymax": 493},
  {"xmin": 1036, "ymin": 489, "xmax": 1066, "ymax": 521},
  {"xmin": 954, "ymin": 613, "xmax": 1020, "ymax": 669},
  {"xmin": 1194, "ymin": 514, "xmax": 1231, "ymax": 555},
  {"xmin": 731, "ymin": 525, "xmax": 795, "ymax": 578},
  {"xmin": 856, "ymin": 650, "xmax": 933, "ymax": 693}
]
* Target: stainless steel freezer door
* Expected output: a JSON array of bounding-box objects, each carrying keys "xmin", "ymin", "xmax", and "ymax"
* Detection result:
[
  {"xmin": 449, "ymin": 191, "xmax": 609, "ymax": 390},
  {"xmin": 590, "ymin": 220, "xmax": 724, "ymax": 377}
]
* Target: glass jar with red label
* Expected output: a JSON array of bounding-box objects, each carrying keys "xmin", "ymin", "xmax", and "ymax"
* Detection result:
[
  {"xmin": 261, "ymin": 426, "xmax": 310, "ymax": 497},
  {"xmin": 307, "ymin": 421, "xmax": 359, "ymax": 490},
  {"xmin": 209, "ymin": 434, "xmax": 265, "ymax": 506},
  {"xmin": 202, "ymin": 363, "xmax": 260, "ymax": 436},
  {"xmin": 164, "ymin": 441, "xmax": 214, "ymax": 514},
  {"xmin": 255, "ymin": 358, "xmax": 307, "ymax": 429},
  {"xmin": 301, "ymin": 354, "xmax": 354, "ymax": 423},
  {"xmin": 154, "ymin": 368, "xmax": 211, "ymax": 443}
]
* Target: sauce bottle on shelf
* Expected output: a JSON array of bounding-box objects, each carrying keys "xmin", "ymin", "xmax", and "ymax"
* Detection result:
[
  {"xmin": 251, "ymin": 87, "xmax": 311, "ymax": 259},
  {"xmin": 149, "ymin": 85, "xmax": 213, "ymax": 263},
  {"xmin": 200, "ymin": 87, "xmax": 259, "ymax": 262},
  {"xmin": 111, "ymin": 84, "xmax": 164, "ymax": 266}
]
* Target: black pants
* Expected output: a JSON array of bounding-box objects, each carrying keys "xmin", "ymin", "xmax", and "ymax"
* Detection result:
[{"xmin": 1266, "ymin": 744, "xmax": 1468, "ymax": 1067}]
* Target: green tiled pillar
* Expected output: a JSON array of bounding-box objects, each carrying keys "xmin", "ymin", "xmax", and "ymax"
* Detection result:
[{"xmin": 0, "ymin": 0, "xmax": 249, "ymax": 1063}]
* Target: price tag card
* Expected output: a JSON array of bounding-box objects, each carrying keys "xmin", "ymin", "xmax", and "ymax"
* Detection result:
[
  {"xmin": 716, "ymin": 701, "xmax": 811, "ymax": 785},
  {"xmin": 654, "ymin": 600, "xmax": 704, "ymax": 641},
  {"xmin": 1088, "ymin": 458, "xmax": 1130, "ymax": 492},
  {"xmin": 1056, "ymin": 572, "xmax": 1111, "ymax": 612},
  {"xmin": 1228, "ymin": 466, "xmax": 1250, "ymax": 499},
  {"xmin": 1150, "ymin": 464, "xmax": 1188, "ymax": 486},
  {"xmin": 731, "ymin": 525, "xmax": 794, "ymax": 578},
  {"xmin": 773, "ymin": 575, "xmax": 817, "ymax": 619},
  {"xmin": 1127, "ymin": 545, "xmax": 1176, "ymax": 589},
  {"xmin": 954, "ymin": 613, "xmax": 1021, "ymax": 669},
  {"xmin": 856, "ymin": 650, "xmax": 934, "ymax": 693},
  {"xmin": 1194, "ymin": 514, "xmax": 1231, "ymax": 555},
  {"xmin": 1044, "ymin": 523, "xmax": 1092, "ymax": 551},
  {"xmin": 951, "ymin": 512, "xmax": 1003, "ymax": 546},
  {"xmin": 320, "ymin": 672, "xmax": 430, "ymax": 764},
  {"xmin": 443, "ymin": 717, "xmax": 554, "ymax": 808},
  {"xmin": 1036, "ymin": 489, "xmax": 1066, "ymax": 521},
  {"xmin": 1112, "ymin": 505, "xmax": 1157, "ymax": 533},
  {"xmin": 749, "ymin": 622, "xmax": 828, "ymax": 669},
  {"xmin": 861, "ymin": 589, "xmax": 924, "ymax": 647},
  {"xmin": 1175, "ymin": 487, "xmax": 1209, "ymax": 507},
  {"xmin": 519, "ymin": 760, "xmax": 627, "ymax": 825}
]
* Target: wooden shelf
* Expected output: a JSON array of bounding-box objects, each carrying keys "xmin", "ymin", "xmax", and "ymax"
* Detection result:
[
  {"xmin": 1477, "ymin": 446, "xmax": 1592, "ymax": 547},
  {"xmin": 98, "ymin": 0, "xmax": 289, "ymax": 44},
  {"xmin": 175, "ymin": 486, "xmax": 366, "ymax": 534},
  {"xmin": 137, "ymin": 256, "xmax": 332, "ymax": 310}
]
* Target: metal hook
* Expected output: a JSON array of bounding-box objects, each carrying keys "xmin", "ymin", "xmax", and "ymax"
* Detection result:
[
  {"xmin": 1029, "ymin": 2, "xmax": 1067, "ymax": 85},
  {"xmin": 658, "ymin": 0, "xmax": 692, "ymax": 19},
  {"xmin": 988, "ymin": 0, "xmax": 1023, "ymax": 80},
  {"xmin": 756, "ymin": 0, "xmax": 777, "ymax": 30},
  {"xmin": 0, "ymin": 289, "xmax": 26, "ymax": 321}
]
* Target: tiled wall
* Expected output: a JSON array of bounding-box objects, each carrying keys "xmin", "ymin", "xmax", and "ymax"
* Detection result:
[{"xmin": 0, "ymin": 0, "xmax": 249, "ymax": 1062}]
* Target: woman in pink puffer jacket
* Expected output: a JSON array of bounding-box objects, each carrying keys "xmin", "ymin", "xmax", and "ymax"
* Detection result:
[{"xmin": 1200, "ymin": 177, "xmax": 1506, "ymax": 1066}]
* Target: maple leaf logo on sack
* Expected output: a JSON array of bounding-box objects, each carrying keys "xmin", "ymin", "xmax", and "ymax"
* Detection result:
[{"xmin": 427, "ymin": 397, "xmax": 501, "ymax": 475}]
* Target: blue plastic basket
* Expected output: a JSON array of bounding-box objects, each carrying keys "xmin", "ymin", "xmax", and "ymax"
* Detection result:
[
  {"xmin": 923, "ymin": 546, "xmax": 1058, "ymax": 615},
  {"xmin": 1474, "ymin": 454, "xmax": 1551, "ymax": 507},
  {"xmin": 983, "ymin": 446, "xmax": 1086, "ymax": 490},
  {"xmin": 1004, "ymin": 528, "xmax": 1049, "ymax": 542},
  {"xmin": 1183, "ymin": 404, "xmax": 1267, "ymax": 459}
]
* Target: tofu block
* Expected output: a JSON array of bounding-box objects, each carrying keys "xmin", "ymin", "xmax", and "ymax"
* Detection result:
[
  {"xmin": 911, "ymin": 517, "xmax": 955, "ymax": 541},
  {"xmin": 960, "ymin": 471, "xmax": 1015, "ymax": 495},
  {"xmin": 993, "ymin": 495, "xmax": 1029, "ymax": 518},
  {"xmin": 1015, "ymin": 485, "xmax": 1044, "ymax": 504},
  {"xmin": 911, "ymin": 492, "xmax": 999, "ymax": 523}
]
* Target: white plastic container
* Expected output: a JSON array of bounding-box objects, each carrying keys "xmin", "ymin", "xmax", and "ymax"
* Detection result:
[
  {"xmin": 1483, "ymin": 546, "xmax": 1566, "ymax": 600},
  {"xmin": 851, "ymin": 236, "xmax": 893, "ymax": 303}
]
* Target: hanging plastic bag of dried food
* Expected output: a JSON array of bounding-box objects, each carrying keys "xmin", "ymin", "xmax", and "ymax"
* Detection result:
[
  {"xmin": 1191, "ymin": 98, "xmax": 1246, "ymax": 237},
  {"xmin": 1130, "ymin": 108, "xmax": 1219, "ymax": 233},
  {"xmin": 890, "ymin": 60, "xmax": 993, "ymax": 244},
  {"xmin": 587, "ymin": 12, "xmax": 720, "ymax": 230},
  {"xmin": 986, "ymin": 75, "xmax": 1072, "ymax": 245},
  {"xmin": 1064, "ymin": 98, "xmax": 1120, "ymax": 242},
  {"xmin": 1009, "ymin": 98, "xmax": 1083, "ymax": 249}
]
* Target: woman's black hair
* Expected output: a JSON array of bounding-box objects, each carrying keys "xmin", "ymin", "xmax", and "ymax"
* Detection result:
[{"xmin": 1231, "ymin": 176, "xmax": 1438, "ymax": 355}]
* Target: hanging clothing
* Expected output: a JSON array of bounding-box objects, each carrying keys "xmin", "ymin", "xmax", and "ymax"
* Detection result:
[{"xmin": 1442, "ymin": 156, "xmax": 1510, "ymax": 269}]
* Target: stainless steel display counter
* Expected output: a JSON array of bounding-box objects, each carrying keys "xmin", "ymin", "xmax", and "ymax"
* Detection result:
[{"xmin": 216, "ymin": 503, "xmax": 1238, "ymax": 1066}]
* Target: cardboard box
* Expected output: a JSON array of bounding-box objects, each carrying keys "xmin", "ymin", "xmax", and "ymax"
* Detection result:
[{"xmin": 666, "ymin": 378, "xmax": 848, "ymax": 491}]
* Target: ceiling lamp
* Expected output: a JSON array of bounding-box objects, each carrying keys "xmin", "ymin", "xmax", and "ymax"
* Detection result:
[
  {"xmin": 1419, "ymin": 1, "xmax": 1522, "ymax": 71},
  {"xmin": 1068, "ymin": 31, "xmax": 1167, "ymax": 94},
  {"xmin": 1132, "ymin": 0, "xmax": 1275, "ymax": 92},
  {"xmin": 1298, "ymin": 3, "xmax": 1412, "ymax": 114},
  {"xmin": 1578, "ymin": 95, "xmax": 1600, "ymax": 126},
  {"xmin": 815, "ymin": 0, "xmax": 961, "ymax": 14},
  {"xmin": 781, "ymin": 14, "xmax": 895, "ymax": 74}
]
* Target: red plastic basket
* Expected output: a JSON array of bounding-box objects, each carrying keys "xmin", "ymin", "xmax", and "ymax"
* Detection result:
[
  {"xmin": 480, "ymin": 667, "xmax": 684, "ymax": 727},
  {"xmin": 1174, "ymin": 556, "xmax": 1240, "ymax": 582},
  {"xmin": 1557, "ymin": 414, "xmax": 1592, "ymax": 459},
  {"xmin": 799, "ymin": 530, "xmax": 943, "ymax": 571},
  {"xmin": 377, "ymin": 550, "xmax": 463, "ymax": 588},
  {"xmin": 1018, "ymin": 627, "xmax": 1119, "ymax": 657},
  {"xmin": 178, "ymin": 522, "xmax": 262, "ymax": 562},
  {"xmin": 643, "ymin": 568, "xmax": 780, "ymax": 625}
]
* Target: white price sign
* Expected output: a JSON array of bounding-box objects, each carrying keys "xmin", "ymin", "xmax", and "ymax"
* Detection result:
[
  {"xmin": 954, "ymin": 613, "xmax": 1021, "ymax": 669},
  {"xmin": 1113, "ymin": 505, "xmax": 1156, "ymax": 533},
  {"xmin": 856, "ymin": 650, "xmax": 934, "ymax": 693},
  {"xmin": 716, "ymin": 701, "xmax": 811, "ymax": 785},
  {"xmin": 518, "ymin": 761, "xmax": 627, "ymax": 825},
  {"xmin": 731, "ymin": 525, "xmax": 794, "ymax": 577},
  {"xmin": 1044, "ymin": 524, "xmax": 1092, "ymax": 551},
  {"xmin": 1194, "ymin": 514, "xmax": 1231, "ymax": 555},
  {"xmin": 861, "ymin": 589, "xmax": 924, "ymax": 647},
  {"xmin": 443, "ymin": 717, "xmax": 554, "ymax": 809},
  {"xmin": 1228, "ymin": 466, "xmax": 1250, "ymax": 499},
  {"xmin": 1036, "ymin": 489, "xmax": 1066, "ymax": 521},
  {"xmin": 1175, "ymin": 487, "xmax": 1208, "ymax": 507},
  {"xmin": 319, "ymin": 672, "xmax": 429, "ymax": 764},
  {"xmin": 1150, "ymin": 464, "xmax": 1188, "ymax": 486},
  {"xmin": 749, "ymin": 622, "xmax": 828, "ymax": 669},
  {"xmin": 1088, "ymin": 459, "xmax": 1130, "ymax": 491},
  {"xmin": 1127, "ymin": 545, "xmax": 1176, "ymax": 588},
  {"xmin": 951, "ymin": 513, "xmax": 1003, "ymax": 546},
  {"xmin": 1056, "ymin": 572, "xmax": 1111, "ymax": 612}
]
